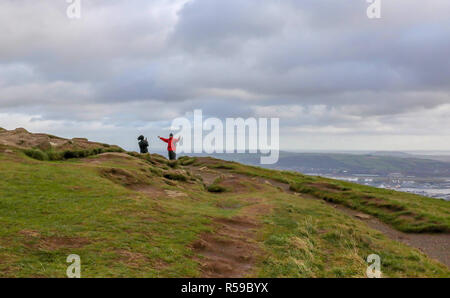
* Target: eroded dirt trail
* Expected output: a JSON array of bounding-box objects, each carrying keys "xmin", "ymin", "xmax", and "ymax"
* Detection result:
[
  {"xmin": 192, "ymin": 215, "xmax": 261, "ymax": 277},
  {"xmin": 332, "ymin": 204, "xmax": 450, "ymax": 267},
  {"xmin": 188, "ymin": 167, "xmax": 272, "ymax": 277}
]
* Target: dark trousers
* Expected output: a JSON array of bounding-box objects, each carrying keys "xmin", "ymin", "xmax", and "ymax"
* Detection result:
[{"xmin": 168, "ymin": 151, "xmax": 176, "ymax": 160}]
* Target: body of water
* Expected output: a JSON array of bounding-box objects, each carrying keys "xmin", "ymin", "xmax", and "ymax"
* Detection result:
[
  {"xmin": 318, "ymin": 175, "xmax": 450, "ymax": 201},
  {"xmin": 393, "ymin": 187, "xmax": 450, "ymax": 201}
]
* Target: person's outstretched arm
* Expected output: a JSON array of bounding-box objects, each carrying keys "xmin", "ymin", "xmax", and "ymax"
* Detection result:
[{"xmin": 158, "ymin": 136, "xmax": 169, "ymax": 143}]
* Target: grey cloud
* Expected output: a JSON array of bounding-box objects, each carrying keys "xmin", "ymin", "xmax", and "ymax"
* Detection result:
[
  {"xmin": 0, "ymin": 0, "xmax": 449, "ymax": 150},
  {"xmin": 170, "ymin": 0, "xmax": 287, "ymax": 55}
]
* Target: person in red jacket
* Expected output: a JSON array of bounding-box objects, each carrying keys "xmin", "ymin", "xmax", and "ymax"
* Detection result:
[{"xmin": 158, "ymin": 133, "xmax": 181, "ymax": 160}]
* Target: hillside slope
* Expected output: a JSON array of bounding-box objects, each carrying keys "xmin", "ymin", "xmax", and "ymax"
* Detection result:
[{"xmin": 0, "ymin": 132, "xmax": 449, "ymax": 277}]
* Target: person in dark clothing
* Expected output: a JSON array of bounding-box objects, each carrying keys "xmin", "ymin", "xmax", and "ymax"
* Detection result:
[
  {"xmin": 137, "ymin": 135, "xmax": 149, "ymax": 154},
  {"xmin": 158, "ymin": 133, "xmax": 181, "ymax": 160}
]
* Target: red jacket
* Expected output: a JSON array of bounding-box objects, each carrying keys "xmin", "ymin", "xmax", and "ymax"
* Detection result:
[{"xmin": 159, "ymin": 136, "xmax": 180, "ymax": 152}]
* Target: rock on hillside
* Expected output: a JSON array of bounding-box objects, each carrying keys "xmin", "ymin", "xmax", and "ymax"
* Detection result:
[{"xmin": 0, "ymin": 127, "xmax": 122, "ymax": 151}]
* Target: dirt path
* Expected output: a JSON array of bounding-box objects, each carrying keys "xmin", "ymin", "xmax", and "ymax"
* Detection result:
[
  {"xmin": 258, "ymin": 175, "xmax": 450, "ymax": 268},
  {"xmin": 332, "ymin": 203, "xmax": 450, "ymax": 268},
  {"xmin": 192, "ymin": 213, "xmax": 262, "ymax": 277},
  {"xmin": 188, "ymin": 167, "xmax": 272, "ymax": 277},
  {"xmin": 194, "ymin": 166, "xmax": 450, "ymax": 269}
]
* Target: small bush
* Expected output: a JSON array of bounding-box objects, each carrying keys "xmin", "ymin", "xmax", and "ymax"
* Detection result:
[
  {"xmin": 23, "ymin": 146, "xmax": 124, "ymax": 161},
  {"xmin": 47, "ymin": 151, "xmax": 63, "ymax": 161},
  {"xmin": 207, "ymin": 184, "xmax": 228, "ymax": 193},
  {"xmin": 63, "ymin": 150, "xmax": 78, "ymax": 159},
  {"xmin": 24, "ymin": 149, "xmax": 48, "ymax": 161},
  {"xmin": 91, "ymin": 148, "xmax": 102, "ymax": 155},
  {"xmin": 163, "ymin": 172, "xmax": 187, "ymax": 182}
]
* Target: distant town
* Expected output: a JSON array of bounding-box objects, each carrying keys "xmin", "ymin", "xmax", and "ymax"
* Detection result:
[
  {"xmin": 311, "ymin": 173, "xmax": 450, "ymax": 201},
  {"xmin": 203, "ymin": 151, "xmax": 450, "ymax": 201}
]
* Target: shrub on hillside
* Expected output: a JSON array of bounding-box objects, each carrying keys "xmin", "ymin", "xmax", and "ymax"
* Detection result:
[
  {"xmin": 207, "ymin": 184, "xmax": 228, "ymax": 193},
  {"xmin": 24, "ymin": 149, "xmax": 48, "ymax": 161},
  {"xmin": 47, "ymin": 151, "xmax": 63, "ymax": 161},
  {"xmin": 163, "ymin": 172, "xmax": 187, "ymax": 182},
  {"xmin": 23, "ymin": 146, "xmax": 125, "ymax": 161}
]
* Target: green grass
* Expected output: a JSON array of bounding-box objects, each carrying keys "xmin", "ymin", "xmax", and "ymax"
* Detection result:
[
  {"xmin": 163, "ymin": 172, "xmax": 188, "ymax": 182},
  {"xmin": 23, "ymin": 149, "xmax": 48, "ymax": 161},
  {"xmin": 0, "ymin": 152, "xmax": 237, "ymax": 277},
  {"xmin": 197, "ymin": 158, "xmax": 450, "ymax": 233},
  {"xmin": 288, "ymin": 180, "xmax": 450, "ymax": 233},
  {"xmin": 0, "ymin": 149, "xmax": 448, "ymax": 277},
  {"xmin": 257, "ymin": 190, "xmax": 449, "ymax": 277}
]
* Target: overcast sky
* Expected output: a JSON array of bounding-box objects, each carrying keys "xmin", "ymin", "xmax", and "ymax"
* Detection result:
[{"xmin": 1, "ymin": 0, "xmax": 449, "ymax": 152}]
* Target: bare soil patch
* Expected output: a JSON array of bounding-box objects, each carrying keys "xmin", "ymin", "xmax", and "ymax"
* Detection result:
[
  {"xmin": 131, "ymin": 185, "xmax": 166, "ymax": 198},
  {"xmin": 189, "ymin": 168, "xmax": 218, "ymax": 185},
  {"xmin": 19, "ymin": 229, "xmax": 41, "ymax": 238},
  {"xmin": 23, "ymin": 235, "xmax": 91, "ymax": 251},
  {"xmin": 218, "ymin": 176, "xmax": 260, "ymax": 193},
  {"xmin": 38, "ymin": 236, "xmax": 91, "ymax": 250},
  {"xmin": 192, "ymin": 215, "xmax": 262, "ymax": 277},
  {"xmin": 116, "ymin": 249, "xmax": 149, "ymax": 268},
  {"xmin": 187, "ymin": 164, "xmax": 274, "ymax": 277},
  {"xmin": 19, "ymin": 230, "xmax": 91, "ymax": 250},
  {"xmin": 100, "ymin": 167, "xmax": 146, "ymax": 187}
]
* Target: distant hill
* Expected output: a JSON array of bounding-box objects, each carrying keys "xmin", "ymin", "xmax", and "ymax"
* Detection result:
[
  {"xmin": 371, "ymin": 151, "xmax": 413, "ymax": 158},
  {"xmin": 203, "ymin": 151, "xmax": 450, "ymax": 177}
]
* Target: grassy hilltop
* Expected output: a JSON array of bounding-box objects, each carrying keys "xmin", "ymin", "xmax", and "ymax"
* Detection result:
[{"xmin": 0, "ymin": 128, "xmax": 449, "ymax": 277}]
